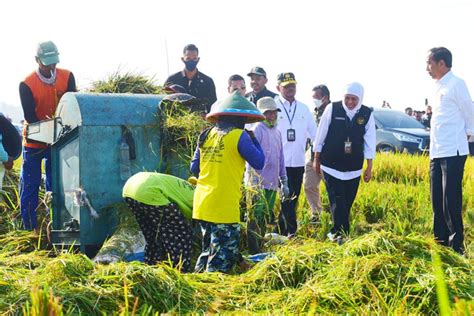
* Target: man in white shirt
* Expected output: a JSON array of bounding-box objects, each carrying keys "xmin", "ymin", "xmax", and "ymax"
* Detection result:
[
  {"xmin": 275, "ymin": 72, "xmax": 317, "ymax": 236},
  {"xmin": 426, "ymin": 47, "xmax": 474, "ymax": 254},
  {"xmin": 313, "ymin": 82, "xmax": 376, "ymax": 242}
]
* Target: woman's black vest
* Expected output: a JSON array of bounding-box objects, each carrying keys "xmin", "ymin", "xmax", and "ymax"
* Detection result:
[{"xmin": 320, "ymin": 102, "xmax": 371, "ymax": 171}]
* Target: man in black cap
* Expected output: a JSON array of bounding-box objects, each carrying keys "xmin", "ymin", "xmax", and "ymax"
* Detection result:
[
  {"xmin": 275, "ymin": 72, "xmax": 317, "ymax": 236},
  {"xmin": 246, "ymin": 66, "xmax": 278, "ymax": 104},
  {"xmin": 165, "ymin": 44, "xmax": 217, "ymax": 113}
]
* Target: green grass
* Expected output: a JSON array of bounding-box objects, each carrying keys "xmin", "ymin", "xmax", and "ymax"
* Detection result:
[{"xmin": 1, "ymin": 141, "xmax": 473, "ymax": 314}]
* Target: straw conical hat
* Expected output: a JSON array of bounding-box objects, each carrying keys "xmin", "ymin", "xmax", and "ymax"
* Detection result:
[{"xmin": 206, "ymin": 91, "xmax": 265, "ymax": 123}]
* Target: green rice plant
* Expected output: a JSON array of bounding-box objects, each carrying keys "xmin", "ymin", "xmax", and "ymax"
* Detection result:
[
  {"xmin": 432, "ymin": 249, "xmax": 451, "ymax": 315},
  {"xmin": 159, "ymin": 99, "xmax": 210, "ymax": 172},
  {"xmin": 22, "ymin": 286, "xmax": 64, "ymax": 316},
  {"xmin": 0, "ymin": 230, "xmax": 471, "ymax": 314},
  {"xmin": 0, "ymin": 230, "xmax": 39, "ymax": 253},
  {"xmin": 41, "ymin": 253, "xmax": 94, "ymax": 284},
  {"xmin": 214, "ymin": 231, "xmax": 472, "ymax": 314},
  {"xmin": 88, "ymin": 70, "xmax": 162, "ymax": 94},
  {"xmin": 373, "ymin": 152, "xmax": 430, "ymax": 184}
]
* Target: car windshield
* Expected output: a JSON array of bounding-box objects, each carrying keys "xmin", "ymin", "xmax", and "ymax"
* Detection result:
[{"xmin": 374, "ymin": 110, "xmax": 425, "ymax": 129}]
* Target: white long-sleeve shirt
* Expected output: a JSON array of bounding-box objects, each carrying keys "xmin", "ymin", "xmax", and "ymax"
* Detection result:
[
  {"xmin": 313, "ymin": 103, "xmax": 376, "ymax": 180},
  {"xmin": 276, "ymin": 96, "xmax": 317, "ymax": 167},
  {"xmin": 430, "ymin": 71, "xmax": 474, "ymax": 159}
]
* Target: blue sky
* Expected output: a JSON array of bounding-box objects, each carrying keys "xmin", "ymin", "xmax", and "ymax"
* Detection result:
[{"xmin": 1, "ymin": 0, "xmax": 473, "ymax": 122}]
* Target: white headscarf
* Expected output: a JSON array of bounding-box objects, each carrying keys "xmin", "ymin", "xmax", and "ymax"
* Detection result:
[{"xmin": 342, "ymin": 82, "xmax": 364, "ymax": 119}]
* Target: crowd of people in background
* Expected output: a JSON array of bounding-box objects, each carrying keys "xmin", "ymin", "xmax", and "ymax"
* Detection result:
[
  {"xmin": 1, "ymin": 42, "xmax": 473, "ymax": 273},
  {"xmin": 405, "ymin": 105, "xmax": 433, "ymax": 128}
]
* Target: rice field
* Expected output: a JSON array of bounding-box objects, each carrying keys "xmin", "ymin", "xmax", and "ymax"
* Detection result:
[
  {"xmin": 0, "ymin": 153, "xmax": 473, "ymax": 315},
  {"xmin": 0, "ymin": 73, "xmax": 472, "ymax": 314}
]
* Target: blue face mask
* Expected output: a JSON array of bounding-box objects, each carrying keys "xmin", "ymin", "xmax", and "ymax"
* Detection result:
[{"xmin": 184, "ymin": 59, "xmax": 199, "ymax": 71}]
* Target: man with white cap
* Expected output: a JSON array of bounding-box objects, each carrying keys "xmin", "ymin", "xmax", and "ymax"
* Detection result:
[
  {"xmin": 245, "ymin": 96, "xmax": 289, "ymax": 253},
  {"xmin": 19, "ymin": 40, "xmax": 76, "ymax": 231},
  {"xmin": 275, "ymin": 72, "xmax": 317, "ymax": 236},
  {"xmin": 313, "ymin": 82, "xmax": 375, "ymax": 243}
]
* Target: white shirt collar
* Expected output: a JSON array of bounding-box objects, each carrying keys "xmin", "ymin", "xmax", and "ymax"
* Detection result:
[
  {"xmin": 437, "ymin": 70, "xmax": 453, "ymax": 85},
  {"xmin": 277, "ymin": 95, "xmax": 296, "ymax": 107}
]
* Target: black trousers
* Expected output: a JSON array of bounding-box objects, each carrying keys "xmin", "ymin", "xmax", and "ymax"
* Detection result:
[
  {"xmin": 125, "ymin": 198, "xmax": 193, "ymax": 272},
  {"xmin": 323, "ymin": 172, "xmax": 360, "ymax": 236},
  {"xmin": 430, "ymin": 155, "xmax": 467, "ymax": 254},
  {"xmin": 277, "ymin": 166, "xmax": 305, "ymax": 236}
]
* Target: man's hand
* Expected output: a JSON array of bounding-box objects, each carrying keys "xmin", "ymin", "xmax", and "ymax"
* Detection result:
[
  {"xmin": 3, "ymin": 157, "xmax": 14, "ymax": 170},
  {"xmin": 363, "ymin": 168, "xmax": 372, "ymax": 182},
  {"xmin": 312, "ymin": 153, "xmax": 322, "ymax": 175},
  {"xmin": 363, "ymin": 159, "xmax": 373, "ymax": 183},
  {"xmin": 279, "ymin": 176, "xmax": 290, "ymax": 201}
]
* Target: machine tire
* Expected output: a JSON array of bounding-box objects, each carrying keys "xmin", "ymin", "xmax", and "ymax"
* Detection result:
[{"xmin": 378, "ymin": 145, "xmax": 395, "ymax": 153}]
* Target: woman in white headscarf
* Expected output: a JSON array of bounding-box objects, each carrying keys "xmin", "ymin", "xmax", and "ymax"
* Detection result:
[{"xmin": 312, "ymin": 82, "xmax": 376, "ymax": 243}]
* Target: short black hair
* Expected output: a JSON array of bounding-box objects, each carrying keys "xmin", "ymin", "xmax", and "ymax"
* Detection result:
[
  {"xmin": 228, "ymin": 74, "xmax": 245, "ymax": 86},
  {"xmin": 312, "ymin": 84, "xmax": 330, "ymax": 99},
  {"xmin": 183, "ymin": 44, "xmax": 199, "ymax": 55},
  {"xmin": 429, "ymin": 47, "xmax": 452, "ymax": 68}
]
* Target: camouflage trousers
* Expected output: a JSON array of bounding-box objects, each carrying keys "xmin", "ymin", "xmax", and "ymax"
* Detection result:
[
  {"xmin": 125, "ymin": 198, "xmax": 193, "ymax": 272},
  {"xmin": 195, "ymin": 221, "xmax": 240, "ymax": 273}
]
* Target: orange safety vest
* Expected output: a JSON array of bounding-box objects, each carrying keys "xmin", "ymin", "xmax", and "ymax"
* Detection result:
[{"xmin": 22, "ymin": 68, "xmax": 71, "ymax": 148}]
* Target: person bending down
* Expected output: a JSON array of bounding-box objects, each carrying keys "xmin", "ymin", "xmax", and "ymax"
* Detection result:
[{"xmin": 122, "ymin": 172, "xmax": 195, "ymax": 272}]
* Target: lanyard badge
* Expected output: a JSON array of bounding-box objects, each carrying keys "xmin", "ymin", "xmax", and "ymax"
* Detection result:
[
  {"xmin": 281, "ymin": 100, "xmax": 298, "ymax": 142},
  {"xmin": 344, "ymin": 138, "xmax": 352, "ymax": 154},
  {"xmin": 287, "ymin": 129, "xmax": 296, "ymax": 142}
]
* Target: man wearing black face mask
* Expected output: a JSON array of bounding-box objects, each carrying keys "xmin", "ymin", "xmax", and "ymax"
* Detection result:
[{"xmin": 165, "ymin": 44, "xmax": 217, "ymax": 113}]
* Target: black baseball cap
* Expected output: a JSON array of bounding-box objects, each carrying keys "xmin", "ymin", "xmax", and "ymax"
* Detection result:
[
  {"xmin": 247, "ymin": 66, "xmax": 267, "ymax": 77},
  {"xmin": 277, "ymin": 72, "xmax": 297, "ymax": 86}
]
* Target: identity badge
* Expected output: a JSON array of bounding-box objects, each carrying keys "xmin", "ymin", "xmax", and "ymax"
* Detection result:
[
  {"xmin": 287, "ymin": 129, "xmax": 296, "ymax": 142},
  {"xmin": 344, "ymin": 141, "xmax": 352, "ymax": 154}
]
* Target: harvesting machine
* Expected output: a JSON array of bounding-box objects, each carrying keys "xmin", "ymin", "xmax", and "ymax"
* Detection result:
[{"xmin": 26, "ymin": 92, "xmax": 196, "ymax": 256}]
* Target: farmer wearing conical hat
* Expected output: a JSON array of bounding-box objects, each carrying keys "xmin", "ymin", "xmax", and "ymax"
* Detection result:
[{"xmin": 191, "ymin": 91, "xmax": 265, "ymax": 273}]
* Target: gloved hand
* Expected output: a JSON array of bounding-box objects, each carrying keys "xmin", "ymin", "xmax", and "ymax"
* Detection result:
[
  {"xmin": 279, "ymin": 176, "xmax": 290, "ymax": 201},
  {"xmin": 187, "ymin": 176, "xmax": 198, "ymax": 185}
]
